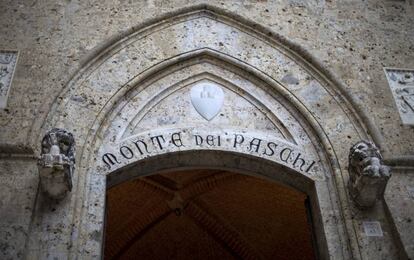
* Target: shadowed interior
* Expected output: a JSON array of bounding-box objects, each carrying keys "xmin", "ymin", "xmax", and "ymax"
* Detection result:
[{"xmin": 104, "ymin": 169, "xmax": 316, "ymax": 260}]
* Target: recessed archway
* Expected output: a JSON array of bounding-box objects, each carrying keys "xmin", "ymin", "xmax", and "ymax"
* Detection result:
[
  {"xmin": 104, "ymin": 168, "xmax": 317, "ymax": 260},
  {"xmin": 101, "ymin": 150, "xmax": 330, "ymax": 259},
  {"xmin": 27, "ymin": 5, "xmax": 390, "ymax": 260}
]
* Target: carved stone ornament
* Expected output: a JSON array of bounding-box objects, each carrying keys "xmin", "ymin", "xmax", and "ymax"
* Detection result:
[
  {"xmin": 38, "ymin": 128, "xmax": 75, "ymax": 199},
  {"xmin": 0, "ymin": 50, "xmax": 18, "ymax": 109},
  {"xmin": 190, "ymin": 81, "xmax": 224, "ymax": 121},
  {"xmin": 384, "ymin": 68, "xmax": 414, "ymax": 125},
  {"xmin": 348, "ymin": 141, "xmax": 391, "ymax": 209}
]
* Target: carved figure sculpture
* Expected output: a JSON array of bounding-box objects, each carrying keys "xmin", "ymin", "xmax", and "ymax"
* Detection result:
[
  {"xmin": 38, "ymin": 128, "xmax": 75, "ymax": 199},
  {"xmin": 348, "ymin": 141, "xmax": 391, "ymax": 209}
]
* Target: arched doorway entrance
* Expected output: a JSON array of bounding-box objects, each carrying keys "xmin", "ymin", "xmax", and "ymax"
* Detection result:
[
  {"xmin": 27, "ymin": 5, "xmax": 397, "ymax": 260},
  {"xmin": 104, "ymin": 169, "xmax": 316, "ymax": 260}
]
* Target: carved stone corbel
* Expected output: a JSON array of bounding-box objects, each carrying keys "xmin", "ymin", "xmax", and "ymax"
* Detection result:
[
  {"xmin": 37, "ymin": 128, "xmax": 75, "ymax": 199},
  {"xmin": 348, "ymin": 141, "xmax": 391, "ymax": 209}
]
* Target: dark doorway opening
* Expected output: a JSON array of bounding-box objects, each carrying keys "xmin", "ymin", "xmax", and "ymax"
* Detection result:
[{"xmin": 104, "ymin": 169, "xmax": 316, "ymax": 260}]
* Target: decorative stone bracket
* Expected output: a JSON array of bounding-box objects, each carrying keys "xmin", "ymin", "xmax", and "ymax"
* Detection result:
[
  {"xmin": 37, "ymin": 128, "xmax": 75, "ymax": 199},
  {"xmin": 348, "ymin": 141, "xmax": 391, "ymax": 209}
]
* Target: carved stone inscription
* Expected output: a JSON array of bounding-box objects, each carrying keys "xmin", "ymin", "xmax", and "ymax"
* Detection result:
[
  {"xmin": 363, "ymin": 221, "xmax": 383, "ymax": 237},
  {"xmin": 0, "ymin": 50, "xmax": 18, "ymax": 108},
  {"xmin": 100, "ymin": 128, "xmax": 318, "ymax": 176},
  {"xmin": 384, "ymin": 68, "xmax": 414, "ymax": 125}
]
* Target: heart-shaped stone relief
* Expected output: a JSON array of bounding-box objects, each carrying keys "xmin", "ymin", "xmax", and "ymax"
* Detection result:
[{"xmin": 190, "ymin": 82, "xmax": 224, "ymax": 121}]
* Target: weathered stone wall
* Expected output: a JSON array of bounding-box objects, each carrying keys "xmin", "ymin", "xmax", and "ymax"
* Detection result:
[
  {"xmin": 0, "ymin": 0, "xmax": 413, "ymax": 259},
  {"xmin": 385, "ymin": 166, "xmax": 414, "ymax": 258},
  {"xmin": 0, "ymin": 0, "xmax": 413, "ymax": 154},
  {"xmin": 0, "ymin": 158, "xmax": 38, "ymax": 259}
]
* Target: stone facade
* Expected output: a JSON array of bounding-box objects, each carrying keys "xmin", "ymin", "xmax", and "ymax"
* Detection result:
[{"xmin": 0, "ymin": 1, "xmax": 413, "ymax": 259}]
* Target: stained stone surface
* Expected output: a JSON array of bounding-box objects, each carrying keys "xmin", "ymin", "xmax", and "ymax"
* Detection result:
[{"xmin": 0, "ymin": 1, "xmax": 413, "ymax": 260}]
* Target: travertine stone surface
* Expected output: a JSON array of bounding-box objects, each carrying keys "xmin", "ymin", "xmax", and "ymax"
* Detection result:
[
  {"xmin": 0, "ymin": 1, "xmax": 413, "ymax": 260},
  {"xmin": 385, "ymin": 168, "xmax": 414, "ymax": 259},
  {"xmin": 0, "ymin": 0, "xmax": 412, "ymax": 154},
  {"xmin": 0, "ymin": 158, "xmax": 38, "ymax": 259}
]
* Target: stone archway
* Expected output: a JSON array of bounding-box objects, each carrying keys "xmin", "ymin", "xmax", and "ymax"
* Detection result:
[
  {"xmin": 27, "ymin": 5, "xmax": 398, "ymax": 260},
  {"xmin": 102, "ymin": 150, "xmax": 325, "ymax": 259}
]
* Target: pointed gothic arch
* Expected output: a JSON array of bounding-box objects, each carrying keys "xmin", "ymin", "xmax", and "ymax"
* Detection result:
[{"xmin": 27, "ymin": 5, "xmax": 388, "ymax": 260}]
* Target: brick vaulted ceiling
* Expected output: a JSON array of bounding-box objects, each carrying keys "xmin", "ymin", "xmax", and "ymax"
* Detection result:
[{"xmin": 104, "ymin": 170, "xmax": 316, "ymax": 260}]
